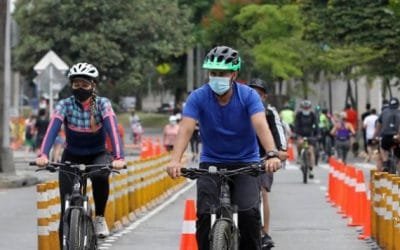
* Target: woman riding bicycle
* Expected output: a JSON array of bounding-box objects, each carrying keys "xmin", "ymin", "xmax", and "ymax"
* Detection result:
[{"xmin": 35, "ymin": 62, "xmax": 126, "ymax": 242}]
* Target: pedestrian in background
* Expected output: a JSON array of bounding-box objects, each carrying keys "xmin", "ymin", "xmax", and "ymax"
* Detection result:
[
  {"xmin": 331, "ymin": 112, "xmax": 355, "ymax": 164},
  {"xmin": 363, "ymin": 108, "xmax": 378, "ymax": 163},
  {"xmin": 34, "ymin": 108, "xmax": 49, "ymax": 154},
  {"xmin": 361, "ymin": 103, "xmax": 371, "ymax": 153},
  {"xmin": 24, "ymin": 114, "xmax": 36, "ymax": 152},
  {"xmin": 163, "ymin": 115, "xmax": 179, "ymax": 152},
  {"xmin": 189, "ymin": 122, "xmax": 200, "ymax": 162}
]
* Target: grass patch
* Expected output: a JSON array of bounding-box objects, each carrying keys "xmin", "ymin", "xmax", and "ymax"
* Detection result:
[{"xmin": 117, "ymin": 112, "xmax": 169, "ymax": 128}]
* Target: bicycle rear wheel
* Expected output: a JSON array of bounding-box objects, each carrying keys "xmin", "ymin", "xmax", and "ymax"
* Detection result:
[
  {"xmin": 210, "ymin": 219, "xmax": 233, "ymax": 250},
  {"xmin": 301, "ymin": 149, "xmax": 308, "ymax": 184}
]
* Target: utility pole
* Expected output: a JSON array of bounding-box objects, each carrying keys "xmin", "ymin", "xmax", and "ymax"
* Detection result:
[
  {"xmin": 186, "ymin": 48, "xmax": 194, "ymax": 93},
  {"xmin": 0, "ymin": 0, "xmax": 15, "ymax": 173}
]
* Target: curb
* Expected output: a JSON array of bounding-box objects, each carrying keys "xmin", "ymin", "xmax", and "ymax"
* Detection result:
[{"xmin": 0, "ymin": 174, "xmax": 40, "ymax": 188}]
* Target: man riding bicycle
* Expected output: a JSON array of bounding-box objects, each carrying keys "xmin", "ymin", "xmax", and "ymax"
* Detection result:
[
  {"xmin": 374, "ymin": 97, "xmax": 400, "ymax": 172},
  {"xmin": 35, "ymin": 63, "xmax": 126, "ymax": 243},
  {"xmin": 294, "ymin": 100, "xmax": 318, "ymax": 178},
  {"xmin": 166, "ymin": 46, "xmax": 281, "ymax": 250}
]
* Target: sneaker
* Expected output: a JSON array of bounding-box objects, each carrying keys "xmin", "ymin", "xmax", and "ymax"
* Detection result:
[
  {"xmin": 261, "ymin": 233, "xmax": 275, "ymax": 249},
  {"xmin": 309, "ymin": 170, "xmax": 314, "ymax": 179},
  {"xmin": 95, "ymin": 216, "xmax": 110, "ymax": 238}
]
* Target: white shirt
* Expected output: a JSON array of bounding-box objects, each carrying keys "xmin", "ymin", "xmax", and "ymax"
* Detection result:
[{"xmin": 363, "ymin": 114, "xmax": 378, "ymax": 140}]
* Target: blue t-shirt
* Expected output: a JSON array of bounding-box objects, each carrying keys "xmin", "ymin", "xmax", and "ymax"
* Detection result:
[{"xmin": 183, "ymin": 82, "xmax": 265, "ymax": 163}]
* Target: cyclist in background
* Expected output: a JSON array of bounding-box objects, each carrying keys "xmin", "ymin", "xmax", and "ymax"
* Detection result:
[
  {"xmin": 248, "ymin": 78, "xmax": 287, "ymax": 249},
  {"xmin": 373, "ymin": 97, "xmax": 400, "ymax": 172},
  {"xmin": 318, "ymin": 108, "xmax": 334, "ymax": 161},
  {"xmin": 330, "ymin": 112, "xmax": 355, "ymax": 164},
  {"xmin": 166, "ymin": 46, "xmax": 281, "ymax": 250},
  {"xmin": 35, "ymin": 62, "xmax": 126, "ymax": 242},
  {"xmin": 294, "ymin": 100, "xmax": 318, "ymax": 178}
]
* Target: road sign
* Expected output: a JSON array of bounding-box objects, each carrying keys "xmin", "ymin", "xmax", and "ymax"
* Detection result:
[
  {"xmin": 33, "ymin": 63, "xmax": 68, "ymax": 96},
  {"xmin": 33, "ymin": 63, "xmax": 68, "ymax": 115},
  {"xmin": 34, "ymin": 50, "xmax": 69, "ymax": 74}
]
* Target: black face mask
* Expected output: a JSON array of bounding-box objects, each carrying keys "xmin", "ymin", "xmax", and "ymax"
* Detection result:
[{"xmin": 73, "ymin": 88, "xmax": 93, "ymax": 102}]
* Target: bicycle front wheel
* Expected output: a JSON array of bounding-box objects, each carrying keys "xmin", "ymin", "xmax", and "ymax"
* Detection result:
[
  {"xmin": 210, "ymin": 220, "xmax": 233, "ymax": 250},
  {"xmin": 68, "ymin": 208, "xmax": 84, "ymax": 250}
]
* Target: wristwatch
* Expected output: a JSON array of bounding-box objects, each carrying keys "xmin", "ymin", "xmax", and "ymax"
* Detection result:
[{"xmin": 266, "ymin": 150, "xmax": 279, "ymax": 159}]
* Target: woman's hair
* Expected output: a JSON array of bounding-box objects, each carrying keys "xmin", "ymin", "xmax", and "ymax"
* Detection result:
[{"xmin": 90, "ymin": 92, "xmax": 97, "ymax": 132}]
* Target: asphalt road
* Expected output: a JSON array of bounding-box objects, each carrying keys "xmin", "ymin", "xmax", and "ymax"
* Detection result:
[
  {"xmin": 103, "ymin": 161, "xmax": 374, "ymax": 250},
  {"xmin": 0, "ymin": 158, "xmax": 378, "ymax": 250}
]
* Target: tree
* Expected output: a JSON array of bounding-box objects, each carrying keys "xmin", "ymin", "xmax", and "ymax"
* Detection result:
[{"xmin": 12, "ymin": 0, "xmax": 193, "ymax": 103}]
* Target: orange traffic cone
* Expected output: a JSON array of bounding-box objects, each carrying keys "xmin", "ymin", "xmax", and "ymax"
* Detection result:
[
  {"xmin": 180, "ymin": 200, "xmax": 198, "ymax": 250},
  {"xmin": 358, "ymin": 195, "xmax": 372, "ymax": 240},
  {"xmin": 154, "ymin": 138, "xmax": 161, "ymax": 156},
  {"xmin": 346, "ymin": 166, "xmax": 358, "ymax": 226},
  {"xmin": 140, "ymin": 138, "xmax": 148, "ymax": 160},
  {"xmin": 287, "ymin": 139, "xmax": 294, "ymax": 161},
  {"xmin": 349, "ymin": 169, "xmax": 366, "ymax": 227}
]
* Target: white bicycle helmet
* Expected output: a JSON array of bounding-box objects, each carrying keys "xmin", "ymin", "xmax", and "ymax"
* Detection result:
[{"xmin": 67, "ymin": 62, "xmax": 99, "ymax": 81}]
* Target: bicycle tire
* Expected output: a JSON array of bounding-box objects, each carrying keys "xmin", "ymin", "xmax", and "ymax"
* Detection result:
[
  {"xmin": 210, "ymin": 219, "xmax": 232, "ymax": 250},
  {"xmin": 84, "ymin": 214, "xmax": 97, "ymax": 250},
  {"xmin": 69, "ymin": 208, "xmax": 84, "ymax": 250},
  {"xmin": 301, "ymin": 149, "xmax": 308, "ymax": 184}
]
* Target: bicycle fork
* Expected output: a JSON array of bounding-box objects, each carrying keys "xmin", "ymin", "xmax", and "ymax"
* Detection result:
[{"xmin": 210, "ymin": 182, "xmax": 238, "ymax": 228}]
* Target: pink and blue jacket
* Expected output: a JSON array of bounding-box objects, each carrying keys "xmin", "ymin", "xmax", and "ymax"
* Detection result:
[{"xmin": 39, "ymin": 96, "xmax": 124, "ymax": 160}]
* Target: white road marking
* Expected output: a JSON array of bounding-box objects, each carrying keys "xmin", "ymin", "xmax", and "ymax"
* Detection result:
[
  {"xmin": 312, "ymin": 179, "xmax": 321, "ymax": 184},
  {"xmin": 319, "ymin": 186, "xmax": 327, "ymax": 191},
  {"xmin": 98, "ymin": 181, "xmax": 196, "ymax": 249}
]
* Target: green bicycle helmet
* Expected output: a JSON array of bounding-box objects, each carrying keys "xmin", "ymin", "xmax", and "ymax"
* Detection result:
[{"xmin": 202, "ymin": 46, "xmax": 241, "ymax": 71}]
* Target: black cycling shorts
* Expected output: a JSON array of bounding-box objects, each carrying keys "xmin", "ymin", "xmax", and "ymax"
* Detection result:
[
  {"xmin": 381, "ymin": 135, "xmax": 400, "ymax": 158},
  {"xmin": 258, "ymin": 172, "xmax": 273, "ymax": 192}
]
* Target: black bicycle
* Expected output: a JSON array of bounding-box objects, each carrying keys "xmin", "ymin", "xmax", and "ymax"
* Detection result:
[
  {"xmin": 30, "ymin": 161, "xmax": 122, "ymax": 250},
  {"xmin": 181, "ymin": 162, "xmax": 265, "ymax": 250}
]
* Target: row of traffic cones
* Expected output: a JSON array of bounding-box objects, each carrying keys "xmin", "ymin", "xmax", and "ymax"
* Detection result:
[
  {"xmin": 140, "ymin": 137, "xmax": 166, "ymax": 160},
  {"xmin": 326, "ymin": 157, "xmax": 371, "ymax": 240}
]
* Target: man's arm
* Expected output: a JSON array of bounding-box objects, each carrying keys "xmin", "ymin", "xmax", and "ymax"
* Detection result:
[{"xmin": 167, "ymin": 117, "xmax": 196, "ymax": 178}]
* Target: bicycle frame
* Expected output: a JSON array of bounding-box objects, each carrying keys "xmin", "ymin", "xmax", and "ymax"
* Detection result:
[
  {"xmin": 31, "ymin": 162, "xmax": 122, "ymax": 250},
  {"xmin": 210, "ymin": 171, "xmax": 238, "ymax": 228},
  {"xmin": 181, "ymin": 163, "xmax": 264, "ymax": 249}
]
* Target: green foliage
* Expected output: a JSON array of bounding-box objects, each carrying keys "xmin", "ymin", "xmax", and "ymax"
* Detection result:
[
  {"xmin": 300, "ymin": 0, "xmax": 400, "ymax": 78},
  {"xmin": 13, "ymin": 0, "xmax": 193, "ymax": 98},
  {"xmin": 234, "ymin": 4, "xmax": 306, "ymax": 81}
]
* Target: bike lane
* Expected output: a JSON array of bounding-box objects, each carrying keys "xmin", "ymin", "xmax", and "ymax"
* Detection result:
[{"xmin": 107, "ymin": 162, "xmax": 372, "ymax": 250}]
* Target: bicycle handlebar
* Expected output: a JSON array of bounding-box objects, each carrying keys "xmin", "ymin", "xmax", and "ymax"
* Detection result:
[
  {"xmin": 181, "ymin": 162, "xmax": 265, "ymax": 180},
  {"xmin": 29, "ymin": 161, "xmax": 127, "ymax": 174}
]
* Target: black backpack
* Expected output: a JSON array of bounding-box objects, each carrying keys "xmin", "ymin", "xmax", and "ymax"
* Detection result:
[{"xmin": 382, "ymin": 110, "xmax": 400, "ymax": 135}]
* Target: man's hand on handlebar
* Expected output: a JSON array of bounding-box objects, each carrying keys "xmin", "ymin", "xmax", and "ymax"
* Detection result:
[
  {"xmin": 166, "ymin": 160, "xmax": 184, "ymax": 179},
  {"xmin": 112, "ymin": 159, "xmax": 126, "ymax": 170},
  {"xmin": 265, "ymin": 157, "xmax": 281, "ymax": 172},
  {"xmin": 35, "ymin": 156, "xmax": 49, "ymax": 167}
]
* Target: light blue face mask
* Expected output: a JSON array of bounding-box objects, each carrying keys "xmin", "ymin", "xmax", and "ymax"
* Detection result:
[{"xmin": 208, "ymin": 76, "xmax": 231, "ymax": 95}]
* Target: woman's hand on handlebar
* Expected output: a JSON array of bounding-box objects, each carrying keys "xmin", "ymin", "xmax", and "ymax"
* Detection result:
[
  {"xmin": 35, "ymin": 156, "xmax": 49, "ymax": 167},
  {"xmin": 112, "ymin": 159, "xmax": 126, "ymax": 170}
]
